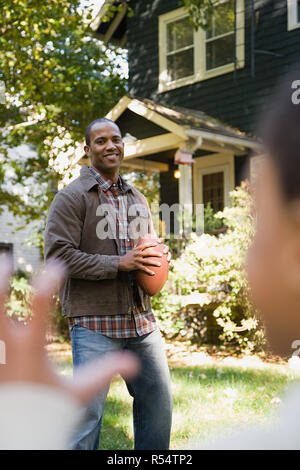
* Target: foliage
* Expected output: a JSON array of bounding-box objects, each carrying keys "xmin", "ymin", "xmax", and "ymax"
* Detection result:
[
  {"xmin": 121, "ymin": 169, "xmax": 160, "ymax": 208},
  {"xmin": 179, "ymin": 0, "xmax": 216, "ymax": 30},
  {"xmin": 6, "ymin": 272, "xmax": 33, "ymax": 323},
  {"xmin": 0, "ymin": 0, "xmax": 127, "ymax": 238},
  {"xmin": 153, "ymin": 182, "xmax": 266, "ymax": 354},
  {"xmin": 203, "ymin": 202, "xmax": 224, "ymax": 233},
  {"xmin": 98, "ymin": 0, "xmax": 233, "ymax": 31},
  {"xmin": 6, "ymin": 272, "xmax": 69, "ymax": 340},
  {"xmin": 161, "ymin": 203, "xmax": 224, "ymax": 263},
  {"xmin": 101, "ymin": 0, "xmax": 134, "ymax": 23},
  {"xmin": 48, "ymin": 297, "xmax": 70, "ymax": 342}
]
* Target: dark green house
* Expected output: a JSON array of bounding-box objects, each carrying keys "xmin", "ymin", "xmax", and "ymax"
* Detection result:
[{"xmin": 80, "ymin": 0, "xmax": 300, "ymax": 216}]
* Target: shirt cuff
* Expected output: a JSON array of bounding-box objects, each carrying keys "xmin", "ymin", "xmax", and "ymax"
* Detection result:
[{"xmin": 104, "ymin": 255, "xmax": 120, "ymax": 279}]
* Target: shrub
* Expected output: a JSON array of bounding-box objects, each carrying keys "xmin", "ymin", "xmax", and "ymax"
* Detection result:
[
  {"xmin": 6, "ymin": 272, "xmax": 33, "ymax": 323},
  {"xmin": 6, "ymin": 272, "xmax": 69, "ymax": 342}
]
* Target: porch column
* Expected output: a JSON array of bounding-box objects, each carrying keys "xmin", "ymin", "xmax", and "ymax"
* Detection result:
[{"xmin": 178, "ymin": 164, "xmax": 193, "ymax": 207}]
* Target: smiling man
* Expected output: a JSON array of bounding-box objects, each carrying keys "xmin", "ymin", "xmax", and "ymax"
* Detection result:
[
  {"xmin": 84, "ymin": 118, "xmax": 124, "ymax": 181},
  {"xmin": 44, "ymin": 118, "xmax": 173, "ymax": 450}
]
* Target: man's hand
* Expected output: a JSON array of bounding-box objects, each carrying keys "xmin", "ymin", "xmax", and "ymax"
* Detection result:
[
  {"xmin": 157, "ymin": 238, "xmax": 172, "ymax": 263},
  {"xmin": 0, "ymin": 256, "xmax": 140, "ymax": 405},
  {"xmin": 118, "ymin": 241, "xmax": 164, "ymax": 275}
]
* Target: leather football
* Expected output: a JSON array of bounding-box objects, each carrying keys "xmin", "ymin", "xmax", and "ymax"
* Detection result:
[{"xmin": 134, "ymin": 236, "xmax": 169, "ymax": 296}]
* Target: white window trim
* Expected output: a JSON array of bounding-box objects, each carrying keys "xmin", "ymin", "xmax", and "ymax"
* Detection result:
[
  {"xmin": 158, "ymin": 1, "xmax": 245, "ymax": 93},
  {"xmin": 193, "ymin": 153, "xmax": 235, "ymax": 208},
  {"xmin": 288, "ymin": 0, "xmax": 300, "ymax": 31}
]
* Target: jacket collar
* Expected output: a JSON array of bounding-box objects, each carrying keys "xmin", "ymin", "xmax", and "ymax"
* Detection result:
[{"xmin": 80, "ymin": 165, "xmax": 132, "ymax": 194}]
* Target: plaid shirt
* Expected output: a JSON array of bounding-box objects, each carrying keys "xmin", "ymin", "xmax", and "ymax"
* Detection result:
[{"xmin": 68, "ymin": 166, "xmax": 157, "ymax": 338}]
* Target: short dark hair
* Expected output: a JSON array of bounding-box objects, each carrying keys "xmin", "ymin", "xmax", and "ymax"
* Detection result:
[
  {"xmin": 262, "ymin": 62, "xmax": 300, "ymax": 201},
  {"xmin": 85, "ymin": 118, "xmax": 121, "ymax": 146}
]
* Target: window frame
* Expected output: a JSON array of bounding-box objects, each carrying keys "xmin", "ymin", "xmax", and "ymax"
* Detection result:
[
  {"xmin": 165, "ymin": 15, "xmax": 195, "ymax": 83},
  {"xmin": 287, "ymin": 0, "xmax": 300, "ymax": 31},
  {"xmin": 158, "ymin": 1, "xmax": 245, "ymax": 93}
]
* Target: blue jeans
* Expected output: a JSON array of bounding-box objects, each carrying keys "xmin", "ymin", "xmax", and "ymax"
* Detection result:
[{"xmin": 70, "ymin": 325, "xmax": 173, "ymax": 450}]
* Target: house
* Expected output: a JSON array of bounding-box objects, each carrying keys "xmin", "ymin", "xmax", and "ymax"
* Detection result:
[{"xmin": 78, "ymin": 0, "xmax": 300, "ymax": 229}]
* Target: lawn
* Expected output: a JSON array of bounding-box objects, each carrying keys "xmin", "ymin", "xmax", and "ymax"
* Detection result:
[{"xmin": 47, "ymin": 341, "xmax": 300, "ymax": 450}]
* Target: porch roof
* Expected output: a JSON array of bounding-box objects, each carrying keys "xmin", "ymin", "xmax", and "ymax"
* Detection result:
[
  {"xmin": 77, "ymin": 95, "xmax": 262, "ymax": 173},
  {"xmin": 127, "ymin": 95, "xmax": 260, "ymax": 148}
]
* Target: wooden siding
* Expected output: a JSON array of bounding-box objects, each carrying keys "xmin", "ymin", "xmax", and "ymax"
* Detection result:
[{"xmin": 127, "ymin": 0, "xmax": 300, "ymax": 135}]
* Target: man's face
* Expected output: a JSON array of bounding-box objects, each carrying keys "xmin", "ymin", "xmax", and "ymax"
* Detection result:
[
  {"xmin": 247, "ymin": 157, "xmax": 300, "ymax": 356},
  {"xmin": 84, "ymin": 121, "xmax": 124, "ymax": 175}
]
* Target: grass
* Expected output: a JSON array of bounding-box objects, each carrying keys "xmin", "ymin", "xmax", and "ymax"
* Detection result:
[{"xmin": 47, "ymin": 342, "xmax": 300, "ymax": 450}]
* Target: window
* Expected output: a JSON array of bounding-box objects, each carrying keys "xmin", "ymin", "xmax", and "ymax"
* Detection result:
[
  {"xmin": 159, "ymin": 0, "xmax": 245, "ymax": 92},
  {"xmin": 166, "ymin": 16, "xmax": 194, "ymax": 82},
  {"xmin": 193, "ymin": 153, "xmax": 235, "ymax": 209},
  {"xmin": 205, "ymin": 1, "xmax": 235, "ymax": 71},
  {"xmin": 203, "ymin": 172, "xmax": 224, "ymax": 211},
  {"xmin": 288, "ymin": 0, "xmax": 300, "ymax": 30},
  {"xmin": 0, "ymin": 242, "xmax": 13, "ymax": 256}
]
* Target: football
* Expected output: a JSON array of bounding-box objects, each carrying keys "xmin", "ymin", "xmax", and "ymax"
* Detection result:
[{"xmin": 134, "ymin": 236, "xmax": 169, "ymax": 296}]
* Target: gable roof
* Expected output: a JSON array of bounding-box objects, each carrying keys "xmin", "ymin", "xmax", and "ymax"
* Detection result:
[
  {"xmin": 133, "ymin": 96, "xmax": 257, "ymax": 145},
  {"xmin": 75, "ymin": 94, "xmax": 261, "ymax": 174}
]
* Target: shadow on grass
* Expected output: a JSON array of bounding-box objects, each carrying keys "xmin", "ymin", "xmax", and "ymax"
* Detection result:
[
  {"xmin": 49, "ymin": 345, "xmax": 296, "ymax": 450},
  {"xmin": 97, "ymin": 364, "xmax": 295, "ymax": 449}
]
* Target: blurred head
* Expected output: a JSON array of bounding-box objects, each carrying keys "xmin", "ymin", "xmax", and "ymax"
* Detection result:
[
  {"xmin": 247, "ymin": 63, "xmax": 300, "ymax": 356},
  {"xmin": 84, "ymin": 118, "xmax": 124, "ymax": 177}
]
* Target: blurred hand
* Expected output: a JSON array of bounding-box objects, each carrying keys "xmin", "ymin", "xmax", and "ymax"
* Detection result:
[{"xmin": 0, "ymin": 256, "xmax": 140, "ymax": 405}]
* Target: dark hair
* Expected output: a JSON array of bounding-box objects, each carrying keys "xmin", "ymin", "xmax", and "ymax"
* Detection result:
[
  {"xmin": 262, "ymin": 62, "xmax": 300, "ymax": 201},
  {"xmin": 85, "ymin": 118, "xmax": 121, "ymax": 146}
]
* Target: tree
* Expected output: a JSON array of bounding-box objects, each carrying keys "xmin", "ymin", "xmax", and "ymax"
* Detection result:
[
  {"xmin": 153, "ymin": 183, "xmax": 265, "ymax": 354},
  {"xmin": 0, "ymin": 0, "xmax": 127, "ymax": 244}
]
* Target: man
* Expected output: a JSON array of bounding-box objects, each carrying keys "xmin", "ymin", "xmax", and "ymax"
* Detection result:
[{"xmin": 44, "ymin": 118, "xmax": 173, "ymax": 450}]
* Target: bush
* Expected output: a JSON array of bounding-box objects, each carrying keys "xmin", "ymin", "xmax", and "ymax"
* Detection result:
[
  {"xmin": 153, "ymin": 182, "xmax": 266, "ymax": 354},
  {"xmin": 6, "ymin": 272, "xmax": 33, "ymax": 323},
  {"xmin": 203, "ymin": 202, "xmax": 224, "ymax": 233}
]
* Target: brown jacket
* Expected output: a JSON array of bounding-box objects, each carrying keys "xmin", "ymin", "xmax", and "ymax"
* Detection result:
[{"xmin": 44, "ymin": 165, "xmax": 153, "ymax": 317}]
